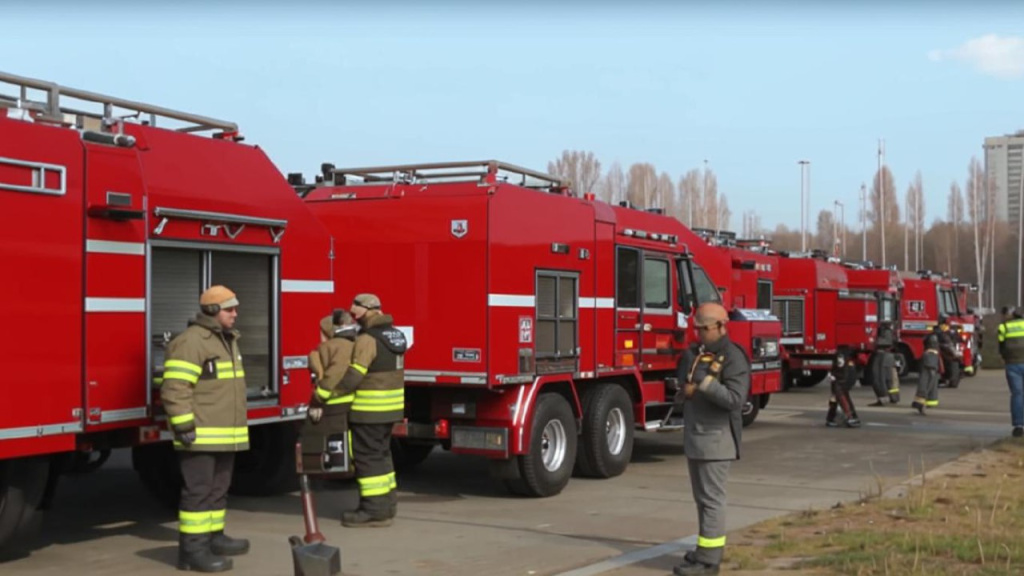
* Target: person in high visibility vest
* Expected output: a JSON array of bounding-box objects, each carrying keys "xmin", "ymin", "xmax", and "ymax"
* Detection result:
[
  {"xmin": 161, "ymin": 285, "xmax": 250, "ymax": 573},
  {"xmin": 998, "ymin": 306, "xmax": 1024, "ymax": 438}
]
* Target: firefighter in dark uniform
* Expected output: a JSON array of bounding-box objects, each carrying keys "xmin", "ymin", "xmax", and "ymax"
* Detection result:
[
  {"xmin": 912, "ymin": 334, "xmax": 940, "ymax": 414},
  {"xmin": 161, "ymin": 286, "xmax": 250, "ymax": 573},
  {"xmin": 934, "ymin": 316, "xmax": 961, "ymax": 389},
  {"xmin": 826, "ymin": 347, "xmax": 861, "ymax": 427},
  {"xmin": 867, "ymin": 321, "xmax": 899, "ymax": 406},
  {"xmin": 673, "ymin": 303, "xmax": 750, "ymax": 576},
  {"xmin": 339, "ymin": 293, "xmax": 408, "ymax": 527},
  {"xmin": 303, "ymin": 311, "xmax": 360, "ymax": 465}
]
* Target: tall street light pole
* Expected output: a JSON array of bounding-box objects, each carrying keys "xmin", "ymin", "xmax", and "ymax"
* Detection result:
[
  {"xmin": 799, "ymin": 160, "xmax": 810, "ymax": 251},
  {"xmin": 834, "ymin": 200, "xmax": 845, "ymax": 258},
  {"xmin": 904, "ymin": 188, "xmax": 909, "ymax": 271},
  {"xmin": 860, "ymin": 183, "xmax": 867, "ymax": 260},
  {"xmin": 879, "ymin": 139, "xmax": 887, "ymax": 267}
]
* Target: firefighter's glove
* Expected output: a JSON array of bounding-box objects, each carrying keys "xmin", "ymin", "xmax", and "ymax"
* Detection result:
[
  {"xmin": 176, "ymin": 430, "xmax": 197, "ymax": 446},
  {"xmin": 683, "ymin": 382, "xmax": 698, "ymax": 399},
  {"xmin": 308, "ymin": 407, "xmax": 324, "ymax": 424}
]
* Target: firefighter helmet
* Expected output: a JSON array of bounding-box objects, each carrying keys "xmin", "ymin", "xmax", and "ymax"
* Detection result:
[{"xmin": 352, "ymin": 293, "xmax": 381, "ymax": 310}]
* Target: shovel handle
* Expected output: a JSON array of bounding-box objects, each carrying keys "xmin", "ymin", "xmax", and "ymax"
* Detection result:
[{"xmin": 299, "ymin": 474, "xmax": 326, "ymax": 544}]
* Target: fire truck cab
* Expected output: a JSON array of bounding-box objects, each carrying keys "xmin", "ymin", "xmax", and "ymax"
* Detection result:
[
  {"xmin": 842, "ymin": 261, "xmax": 903, "ymax": 368},
  {"xmin": 770, "ymin": 250, "xmax": 877, "ymax": 387},
  {"xmin": 298, "ymin": 160, "xmax": 770, "ymax": 497},
  {"xmin": 0, "ymin": 72, "xmax": 333, "ymax": 553},
  {"xmin": 689, "ymin": 230, "xmax": 784, "ymax": 424},
  {"xmin": 898, "ymin": 271, "xmax": 975, "ymax": 376}
]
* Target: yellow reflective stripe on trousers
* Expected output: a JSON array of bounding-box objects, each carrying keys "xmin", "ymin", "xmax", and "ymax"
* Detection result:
[
  {"xmin": 170, "ymin": 413, "xmax": 195, "ymax": 426},
  {"xmin": 353, "ymin": 389, "xmax": 404, "ymax": 412},
  {"xmin": 210, "ymin": 509, "xmax": 226, "ymax": 532},
  {"xmin": 888, "ymin": 388, "xmax": 900, "ymax": 394},
  {"xmin": 350, "ymin": 363, "xmax": 368, "ymax": 375},
  {"xmin": 357, "ymin": 472, "xmax": 396, "ymax": 497},
  {"xmin": 698, "ymin": 535, "xmax": 726, "ymax": 548},
  {"xmin": 926, "ymin": 400, "xmax": 939, "ymax": 407},
  {"xmin": 179, "ymin": 510, "xmax": 212, "ymax": 534}
]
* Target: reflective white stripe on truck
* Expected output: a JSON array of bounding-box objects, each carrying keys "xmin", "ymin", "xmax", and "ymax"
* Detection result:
[
  {"xmin": 281, "ymin": 280, "xmax": 334, "ymax": 293},
  {"xmin": 86, "ymin": 240, "xmax": 146, "ymax": 255},
  {"xmin": 85, "ymin": 298, "xmax": 145, "ymax": 312},
  {"xmin": 0, "ymin": 420, "xmax": 83, "ymax": 440}
]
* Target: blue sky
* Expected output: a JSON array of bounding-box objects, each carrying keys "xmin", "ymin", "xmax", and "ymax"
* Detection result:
[{"xmin": 3, "ymin": 1, "xmax": 1023, "ymax": 231}]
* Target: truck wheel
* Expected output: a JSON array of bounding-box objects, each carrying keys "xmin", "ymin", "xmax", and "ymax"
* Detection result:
[
  {"xmin": 574, "ymin": 384, "xmax": 634, "ymax": 479},
  {"xmin": 0, "ymin": 457, "xmax": 50, "ymax": 558},
  {"xmin": 514, "ymin": 393, "xmax": 578, "ymax": 497},
  {"xmin": 230, "ymin": 422, "xmax": 299, "ymax": 496},
  {"xmin": 795, "ymin": 371, "xmax": 826, "ymax": 387},
  {"xmin": 132, "ymin": 443, "xmax": 182, "ymax": 511},
  {"xmin": 895, "ymin": 346, "xmax": 913, "ymax": 378},
  {"xmin": 741, "ymin": 395, "xmax": 760, "ymax": 427},
  {"xmin": 391, "ymin": 438, "xmax": 435, "ymax": 473}
]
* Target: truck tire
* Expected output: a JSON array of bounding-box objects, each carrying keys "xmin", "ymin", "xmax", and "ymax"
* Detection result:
[
  {"xmin": 795, "ymin": 371, "xmax": 827, "ymax": 388},
  {"xmin": 229, "ymin": 422, "xmax": 299, "ymax": 496},
  {"xmin": 895, "ymin": 345, "xmax": 913, "ymax": 378},
  {"xmin": 574, "ymin": 384, "xmax": 634, "ymax": 479},
  {"xmin": 510, "ymin": 393, "xmax": 578, "ymax": 497},
  {"xmin": 391, "ymin": 438, "xmax": 435, "ymax": 473},
  {"xmin": 0, "ymin": 457, "xmax": 51, "ymax": 558},
  {"xmin": 132, "ymin": 442, "xmax": 182, "ymax": 511},
  {"xmin": 741, "ymin": 395, "xmax": 760, "ymax": 427}
]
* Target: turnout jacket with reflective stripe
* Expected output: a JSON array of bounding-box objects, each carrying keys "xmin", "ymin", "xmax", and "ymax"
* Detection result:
[
  {"xmin": 340, "ymin": 313, "xmax": 407, "ymax": 424},
  {"xmin": 310, "ymin": 327, "xmax": 358, "ymax": 413},
  {"xmin": 160, "ymin": 313, "xmax": 249, "ymax": 452},
  {"xmin": 999, "ymin": 319, "xmax": 1024, "ymax": 364}
]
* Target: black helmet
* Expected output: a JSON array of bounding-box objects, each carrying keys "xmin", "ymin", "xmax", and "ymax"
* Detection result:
[{"xmin": 938, "ymin": 315, "xmax": 949, "ymax": 324}]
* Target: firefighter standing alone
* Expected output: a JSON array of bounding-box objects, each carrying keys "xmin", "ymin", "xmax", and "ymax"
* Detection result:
[
  {"xmin": 934, "ymin": 316, "xmax": 961, "ymax": 389},
  {"xmin": 339, "ymin": 293, "xmax": 408, "ymax": 527},
  {"xmin": 673, "ymin": 303, "xmax": 750, "ymax": 576},
  {"xmin": 998, "ymin": 306, "xmax": 1024, "ymax": 437},
  {"xmin": 160, "ymin": 286, "xmax": 250, "ymax": 573}
]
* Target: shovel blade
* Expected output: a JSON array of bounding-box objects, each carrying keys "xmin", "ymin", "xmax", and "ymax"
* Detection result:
[{"xmin": 289, "ymin": 535, "xmax": 341, "ymax": 576}]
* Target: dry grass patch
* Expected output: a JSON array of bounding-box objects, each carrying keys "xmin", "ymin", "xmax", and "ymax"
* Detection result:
[{"xmin": 724, "ymin": 439, "xmax": 1024, "ymax": 575}]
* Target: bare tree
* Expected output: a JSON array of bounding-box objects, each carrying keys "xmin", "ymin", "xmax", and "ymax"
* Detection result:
[
  {"xmin": 870, "ymin": 166, "xmax": 900, "ymax": 264},
  {"xmin": 677, "ymin": 170, "xmax": 701, "ymax": 227},
  {"xmin": 656, "ymin": 172, "xmax": 676, "ymax": 215},
  {"xmin": 965, "ymin": 156, "xmax": 996, "ymax": 305},
  {"xmin": 905, "ymin": 172, "xmax": 925, "ymax": 270},
  {"xmin": 716, "ymin": 194, "xmax": 731, "ymax": 233},
  {"xmin": 947, "ymin": 180, "xmax": 964, "ymax": 276},
  {"xmin": 547, "ymin": 150, "xmax": 602, "ymax": 197},
  {"xmin": 742, "ymin": 210, "xmax": 763, "ymax": 238},
  {"xmin": 601, "ymin": 162, "xmax": 626, "ymax": 204},
  {"xmin": 626, "ymin": 163, "xmax": 658, "ymax": 209},
  {"xmin": 815, "ymin": 209, "xmax": 836, "ymax": 253}
]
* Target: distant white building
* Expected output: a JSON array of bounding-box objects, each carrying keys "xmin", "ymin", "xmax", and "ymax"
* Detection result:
[{"xmin": 984, "ymin": 131, "xmax": 1024, "ymax": 223}]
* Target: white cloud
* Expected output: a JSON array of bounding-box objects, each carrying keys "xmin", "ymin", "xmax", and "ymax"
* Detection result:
[{"xmin": 929, "ymin": 34, "xmax": 1024, "ymax": 79}]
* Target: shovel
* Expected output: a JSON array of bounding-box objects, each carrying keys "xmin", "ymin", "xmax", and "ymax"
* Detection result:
[{"xmin": 289, "ymin": 474, "xmax": 341, "ymax": 576}]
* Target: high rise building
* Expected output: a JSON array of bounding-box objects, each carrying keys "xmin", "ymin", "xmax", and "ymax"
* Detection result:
[{"xmin": 984, "ymin": 131, "xmax": 1024, "ymax": 224}]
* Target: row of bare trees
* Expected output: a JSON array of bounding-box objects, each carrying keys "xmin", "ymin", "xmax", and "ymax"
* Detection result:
[
  {"xmin": 767, "ymin": 156, "xmax": 1008, "ymax": 309},
  {"xmin": 547, "ymin": 150, "xmax": 732, "ymax": 231},
  {"xmin": 546, "ymin": 150, "xmax": 1017, "ymax": 309}
]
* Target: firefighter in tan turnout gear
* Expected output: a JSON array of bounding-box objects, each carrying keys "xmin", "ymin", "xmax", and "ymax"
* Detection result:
[
  {"xmin": 340, "ymin": 293, "xmax": 408, "ymax": 527},
  {"xmin": 160, "ymin": 286, "xmax": 250, "ymax": 572},
  {"xmin": 673, "ymin": 303, "xmax": 750, "ymax": 576}
]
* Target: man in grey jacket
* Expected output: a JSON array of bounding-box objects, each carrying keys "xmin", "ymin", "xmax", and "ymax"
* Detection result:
[{"xmin": 673, "ymin": 303, "xmax": 750, "ymax": 576}]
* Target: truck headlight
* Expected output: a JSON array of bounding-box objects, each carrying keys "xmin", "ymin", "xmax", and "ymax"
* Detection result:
[{"xmin": 763, "ymin": 339, "xmax": 779, "ymax": 358}]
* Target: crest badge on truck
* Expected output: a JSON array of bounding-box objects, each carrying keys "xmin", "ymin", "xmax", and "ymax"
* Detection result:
[{"xmin": 451, "ymin": 219, "xmax": 468, "ymax": 238}]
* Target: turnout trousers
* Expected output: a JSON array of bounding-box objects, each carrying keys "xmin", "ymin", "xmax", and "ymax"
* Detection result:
[
  {"xmin": 178, "ymin": 452, "xmax": 235, "ymax": 544},
  {"xmin": 687, "ymin": 459, "xmax": 731, "ymax": 566},
  {"xmin": 350, "ymin": 422, "xmax": 397, "ymax": 518}
]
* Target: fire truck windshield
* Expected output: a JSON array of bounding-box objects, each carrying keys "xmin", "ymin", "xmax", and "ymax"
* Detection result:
[
  {"xmin": 691, "ymin": 263, "xmax": 721, "ymax": 305},
  {"xmin": 880, "ymin": 295, "xmax": 897, "ymax": 322}
]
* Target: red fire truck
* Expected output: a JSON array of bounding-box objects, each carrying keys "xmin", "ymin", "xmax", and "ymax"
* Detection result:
[
  {"xmin": 898, "ymin": 271, "xmax": 977, "ymax": 377},
  {"xmin": 766, "ymin": 250, "xmax": 878, "ymax": 387},
  {"xmin": 842, "ymin": 261, "xmax": 903, "ymax": 366},
  {"xmin": 0, "ymin": 72, "xmax": 334, "ymax": 552},
  {"xmin": 298, "ymin": 161, "xmax": 780, "ymax": 497},
  {"xmin": 689, "ymin": 229, "xmax": 784, "ymax": 423}
]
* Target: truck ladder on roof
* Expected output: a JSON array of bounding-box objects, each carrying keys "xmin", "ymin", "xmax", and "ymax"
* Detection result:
[
  {"xmin": 323, "ymin": 160, "xmax": 569, "ymax": 190},
  {"xmin": 0, "ymin": 70, "xmax": 238, "ymax": 136}
]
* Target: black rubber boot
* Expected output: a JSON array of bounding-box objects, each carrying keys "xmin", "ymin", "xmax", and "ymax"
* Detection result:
[
  {"xmin": 341, "ymin": 509, "xmax": 392, "ymax": 528},
  {"xmin": 177, "ymin": 534, "xmax": 233, "ymax": 572},
  {"xmin": 210, "ymin": 531, "xmax": 250, "ymax": 556}
]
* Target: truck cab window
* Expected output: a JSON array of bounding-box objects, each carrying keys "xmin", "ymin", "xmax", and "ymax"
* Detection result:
[
  {"xmin": 616, "ymin": 247, "xmax": 641, "ymax": 309},
  {"xmin": 643, "ymin": 257, "xmax": 670, "ymax": 309},
  {"xmin": 756, "ymin": 280, "xmax": 773, "ymax": 310},
  {"xmin": 691, "ymin": 263, "xmax": 721, "ymax": 305}
]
